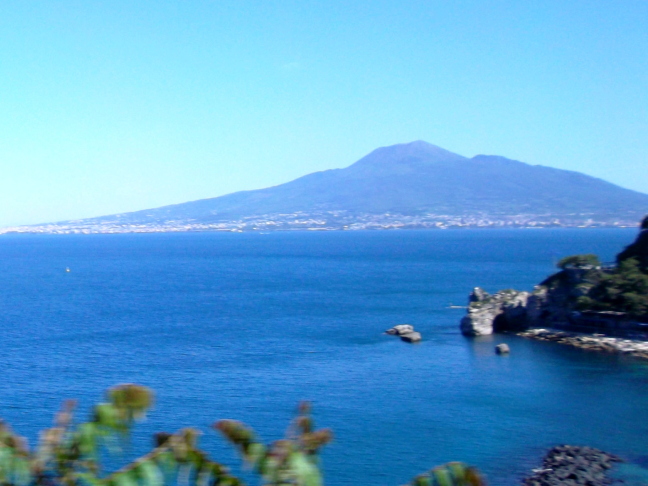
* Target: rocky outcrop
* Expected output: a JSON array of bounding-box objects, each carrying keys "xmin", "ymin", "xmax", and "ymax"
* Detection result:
[
  {"xmin": 468, "ymin": 287, "xmax": 490, "ymax": 303},
  {"xmin": 385, "ymin": 324, "xmax": 422, "ymax": 343},
  {"xmin": 495, "ymin": 343, "xmax": 510, "ymax": 354},
  {"xmin": 460, "ymin": 288, "xmax": 530, "ymax": 336},
  {"xmin": 518, "ymin": 329, "xmax": 648, "ymax": 360},
  {"xmin": 461, "ymin": 220, "xmax": 648, "ymax": 342},
  {"xmin": 461, "ymin": 270, "xmax": 648, "ymax": 338},
  {"xmin": 522, "ymin": 445, "xmax": 621, "ymax": 486},
  {"xmin": 386, "ymin": 324, "xmax": 414, "ymax": 335}
]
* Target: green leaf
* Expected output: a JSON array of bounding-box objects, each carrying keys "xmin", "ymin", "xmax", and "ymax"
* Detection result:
[
  {"xmin": 95, "ymin": 403, "xmax": 119, "ymax": 429},
  {"xmin": 447, "ymin": 462, "xmax": 467, "ymax": 484},
  {"xmin": 0, "ymin": 447, "xmax": 12, "ymax": 480},
  {"xmin": 76, "ymin": 472, "xmax": 105, "ymax": 486},
  {"xmin": 12, "ymin": 456, "xmax": 32, "ymax": 486},
  {"xmin": 413, "ymin": 474, "xmax": 432, "ymax": 486},
  {"xmin": 114, "ymin": 471, "xmax": 139, "ymax": 486},
  {"xmin": 78, "ymin": 422, "xmax": 99, "ymax": 457},
  {"xmin": 154, "ymin": 450, "xmax": 177, "ymax": 474},
  {"xmin": 258, "ymin": 456, "xmax": 279, "ymax": 480},
  {"xmin": 244, "ymin": 442, "xmax": 265, "ymax": 466},
  {"xmin": 432, "ymin": 467, "xmax": 453, "ymax": 486},
  {"xmin": 219, "ymin": 477, "xmax": 243, "ymax": 486},
  {"xmin": 136, "ymin": 460, "xmax": 163, "ymax": 486},
  {"xmin": 288, "ymin": 451, "xmax": 322, "ymax": 486}
]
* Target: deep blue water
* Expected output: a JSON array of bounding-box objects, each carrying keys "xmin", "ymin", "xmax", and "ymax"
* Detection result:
[{"xmin": 0, "ymin": 229, "xmax": 647, "ymax": 485}]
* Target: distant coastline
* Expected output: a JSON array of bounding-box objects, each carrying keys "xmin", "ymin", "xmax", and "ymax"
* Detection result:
[
  {"xmin": 6, "ymin": 141, "xmax": 648, "ymax": 236},
  {"xmin": 0, "ymin": 213, "xmax": 640, "ymax": 235}
]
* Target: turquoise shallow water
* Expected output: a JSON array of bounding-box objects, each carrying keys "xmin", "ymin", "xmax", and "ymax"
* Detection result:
[{"xmin": 0, "ymin": 229, "xmax": 646, "ymax": 485}]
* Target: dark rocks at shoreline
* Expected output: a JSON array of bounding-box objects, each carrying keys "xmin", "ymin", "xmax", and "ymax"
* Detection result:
[
  {"xmin": 522, "ymin": 445, "xmax": 621, "ymax": 486},
  {"xmin": 517, "ymin": 328, "xmax": 648, "ymax": 360}
]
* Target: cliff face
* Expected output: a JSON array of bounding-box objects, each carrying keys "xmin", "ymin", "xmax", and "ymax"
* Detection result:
[
  {"xmin": 460, "ymin": 288, "xmax": 531, "ymax": 336},
  {"xmin": 459, "ymin": 267, "xmax": 600, "ymax": 336},
  {"xmin": 616, "ymin": 216, "xmax": 648, "ymax": 269},
  {"xmin": 460, "ymin": 220, "xmax": 648, "ymax": 337}
]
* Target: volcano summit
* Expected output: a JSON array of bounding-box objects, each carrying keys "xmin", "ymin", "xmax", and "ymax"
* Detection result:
[{"xmin": 7, "ymin": 141, "xmax": 648, "ymax": 233}]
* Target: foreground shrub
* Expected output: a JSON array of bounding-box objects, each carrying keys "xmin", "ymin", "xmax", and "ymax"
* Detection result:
[{"xmin": 0, "ymin": 385, "xmax": 484, "ymax": 486}]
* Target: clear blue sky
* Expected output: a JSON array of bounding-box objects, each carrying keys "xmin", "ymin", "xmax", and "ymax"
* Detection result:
[{"xmin": 1, "ymin": 0, "xmax": 646, "ymax": 226}]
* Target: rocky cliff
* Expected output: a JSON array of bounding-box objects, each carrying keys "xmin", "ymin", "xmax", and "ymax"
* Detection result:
[
  {"xmin": 459, "ymin": 268, "xmax": 599, "ymax": 336},
  {"xmin": 460, "ymin": 218, "xmax": 648, "ymax": 337}
]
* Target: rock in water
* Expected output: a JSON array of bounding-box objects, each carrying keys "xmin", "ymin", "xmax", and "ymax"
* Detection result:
[
  {"xmin": 522, "ymin": 445, "xmax": 621, "ymax": 486},
  {"xmin": 460, "ymin": 311, "xmax": 496, "ymax": 336},
  {"xmin": 385, "ymin": 324, "xmax": 414, "ymax": 335},
  {"xmin": 400, "ymin": 332, "xmax": 422, "ymax": 343},
  {"xmin": 495, "ymin": 343, "xmax": 510, "ymax": 354},
  {"xmin": 385, "ymin": 325, "xmax": 422, "ymax": 342}
]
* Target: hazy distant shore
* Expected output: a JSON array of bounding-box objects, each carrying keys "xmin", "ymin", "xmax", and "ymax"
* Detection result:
[{"xmin": 0, "ymin": 218, "xmax": 640, "ymax": 235}]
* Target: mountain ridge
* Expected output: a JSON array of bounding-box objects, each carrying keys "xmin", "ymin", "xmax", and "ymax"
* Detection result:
[{"xmin": 5, "ymin": 141, "xmax": 648, "ymax": 233}]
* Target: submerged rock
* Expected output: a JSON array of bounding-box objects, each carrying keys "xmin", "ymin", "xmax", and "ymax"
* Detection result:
[{"xmin": 495, "ymin": 343, "xmax": 510, "ymax": 354}]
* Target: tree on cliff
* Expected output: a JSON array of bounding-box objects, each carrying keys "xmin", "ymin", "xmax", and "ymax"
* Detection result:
[
  {"xmin": 577, "ymin": 257, "xmax": 648, "ymax": 317},
  {"xmin": 556, "ymin": 254, "xmax": 601, "ymax": 270},
  {"xmin": 563, "ymin": 216, "xmax": 648, "ymax": 317}
]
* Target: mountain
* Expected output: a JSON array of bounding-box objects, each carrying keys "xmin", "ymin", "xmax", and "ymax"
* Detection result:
[{"xmin": 10, "ymin": 141, "xmax": 648, "ymax": 232}]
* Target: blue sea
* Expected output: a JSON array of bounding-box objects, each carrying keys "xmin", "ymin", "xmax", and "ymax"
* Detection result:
[{"xmin": 0, "ymin": 229, "xmax": 647, "ymax": 485}]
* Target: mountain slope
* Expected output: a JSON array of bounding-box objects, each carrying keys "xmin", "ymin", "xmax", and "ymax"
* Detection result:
[{"xmin": 81, "ymin": 140, "xmax": 648, "ymax": 226}]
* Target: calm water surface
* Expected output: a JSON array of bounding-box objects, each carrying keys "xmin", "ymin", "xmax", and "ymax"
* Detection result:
[{"xmin": 0, "ymin": 229, "xmax": 646, "ymax": 485}]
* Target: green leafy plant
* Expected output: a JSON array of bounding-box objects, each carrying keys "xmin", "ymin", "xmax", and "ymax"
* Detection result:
[
  {"xmin": 556, "ymin": 254, "xmax": 601, "ymax": 270},
  {"xmin": 214, "ymin": 401, "xmax": 332, "ymax": 486},
  {"xmin": 0, "ymin": 385, "xmax": 485, "ymax": 486},
  {"xmin": 405, "ymin": 462, "xmax": 484, "ymax": 486},
  {"xmin": 0, "ymin": 384, "xmax": 241, "ymax": 486},
  {"xmin": 577, "ymin": 257, "xmax": 648, "ymax": 317}
]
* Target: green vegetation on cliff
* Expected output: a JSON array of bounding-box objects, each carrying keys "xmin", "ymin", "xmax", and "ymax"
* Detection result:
[
  {"xmin": 550, "ymin": 216, "xmax": 648, "ymax": 319},
  {"xmin": 556, "ymin": 254, "xmax": 601, "ymax": 270},
  {"xmin": 577, "ymin": 257, "xmax": 648, "ymax": 317}
]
